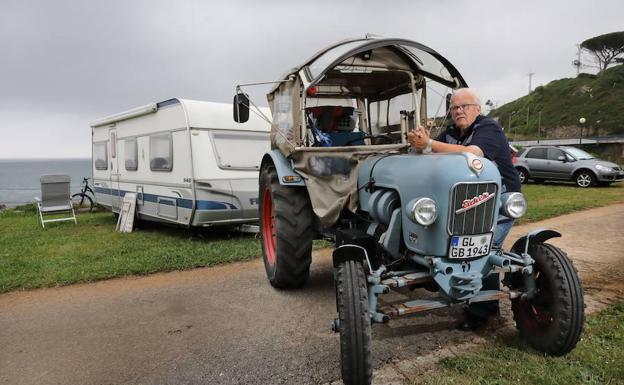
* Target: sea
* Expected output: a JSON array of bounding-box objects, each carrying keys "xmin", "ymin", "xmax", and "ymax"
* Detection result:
[{"xmin": 0, "ymin": 158, "xmax": 91, "ymax": 206}]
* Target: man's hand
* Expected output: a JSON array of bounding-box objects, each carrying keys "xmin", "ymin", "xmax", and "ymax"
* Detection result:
[{"xmin": 407, "ymin": 125, "xmax": 430, "ymax": 150}]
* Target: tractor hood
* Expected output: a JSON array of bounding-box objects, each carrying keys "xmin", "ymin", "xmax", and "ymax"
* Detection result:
[{"xmin": 358, "ymin": 152, "xmax": 502, "ymax": 256}]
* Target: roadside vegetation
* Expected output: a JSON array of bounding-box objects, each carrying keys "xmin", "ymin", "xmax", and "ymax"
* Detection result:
[
  {"xmin": 0, "ymin": 204, "xmax": 262, "ymax": 293},
  {"xmin": 412, "ymin": 301, "xmax": 624, "ymax": 385},
  {"xmin": 518, "ymin": 182, "xmax": 624, "ymax": 224},
  {"xmin": 490, "ymin": 63, "xmax": 624, "ymax": 138},
  {"xmin": 1, "ymin": 183, "xmax": 623, "ymax": 293}
]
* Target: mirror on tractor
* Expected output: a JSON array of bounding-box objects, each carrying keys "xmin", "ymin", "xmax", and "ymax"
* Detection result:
[{"xmin": 233, "ymin": 92, "xmax": 250, "ymax": 123}]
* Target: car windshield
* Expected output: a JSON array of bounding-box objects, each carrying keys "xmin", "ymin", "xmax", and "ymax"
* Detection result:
[{"xmin": 564, "ymin": 147, "xmax": 595, "ymax": 160}]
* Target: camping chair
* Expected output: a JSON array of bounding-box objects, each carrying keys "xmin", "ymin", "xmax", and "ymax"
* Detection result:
[{"xmin": 35, "ymin": 174, "xmax": 77, "ymax": 228}]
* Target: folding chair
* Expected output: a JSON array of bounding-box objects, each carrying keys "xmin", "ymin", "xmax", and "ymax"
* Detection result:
[{"xmin": 35, "ymin": 174, "xmax": 77, "ymax": 228}]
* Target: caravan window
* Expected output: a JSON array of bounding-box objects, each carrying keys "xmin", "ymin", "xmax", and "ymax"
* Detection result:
[
  {"xmin": 150, "ymin": 133, "xmax": 173, "ymax": 171},
  {"xmin": 110, "ymin": 132, "xmax": 117, "ymax": 158},
  {"xmin": 211, "ymin": 130, "xmax": 268, "ymax": 169},
  {"xmin": 94, "ymin": 142, "xmax": 108, "ymax": 170},
  {"xmin": 125, "ymin": 138, "xmax": 138, "ymax": 171}
]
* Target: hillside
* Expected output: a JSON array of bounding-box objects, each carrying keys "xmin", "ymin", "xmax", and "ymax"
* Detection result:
[{"xmin": 489, "ymin": 64, "xmax": 624, "ymax": 139}]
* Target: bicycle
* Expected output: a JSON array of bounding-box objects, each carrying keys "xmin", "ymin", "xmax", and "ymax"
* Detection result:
[{"xmin": 71, "ymin": 177, "xmax": 95, "ymax": 212}]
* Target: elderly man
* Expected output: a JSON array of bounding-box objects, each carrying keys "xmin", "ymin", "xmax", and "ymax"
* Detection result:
[{"xmin": 408, "ymin": 88, "xmax": 521, "ymax": 330}]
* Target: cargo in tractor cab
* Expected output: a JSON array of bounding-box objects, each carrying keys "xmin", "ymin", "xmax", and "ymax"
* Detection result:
[{"xmin": 233, "ymin": 37, "xmax": 584, "ymax": 385}]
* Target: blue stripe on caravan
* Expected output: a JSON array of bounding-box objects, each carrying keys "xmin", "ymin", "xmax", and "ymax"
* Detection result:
[
  {"xmin": 195, "ymin": 200, "xmax": 234, "ymax": 210},
  {"xmin": 94, "ymin": 187, "xmax": 237, "ymax": 210}
]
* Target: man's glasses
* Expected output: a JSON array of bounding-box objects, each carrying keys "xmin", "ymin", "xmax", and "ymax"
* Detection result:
[{"xmin": 450, "ymin": 104, "xmax": 477, "ymax": 112}]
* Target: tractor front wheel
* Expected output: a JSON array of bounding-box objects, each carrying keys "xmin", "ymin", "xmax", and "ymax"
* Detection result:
[
  {"xmin": 511, "ymin": 242, "xmax": 584, "ymax": 356},
  {"xmin": 335, "ymin": 260, "xmax": 372, "ymax": 385}
]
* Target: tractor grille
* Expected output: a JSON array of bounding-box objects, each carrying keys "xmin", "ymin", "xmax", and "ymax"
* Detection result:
[{"xmin": 448, "ymin": 182, "xmax": 498, "ymax": 235}]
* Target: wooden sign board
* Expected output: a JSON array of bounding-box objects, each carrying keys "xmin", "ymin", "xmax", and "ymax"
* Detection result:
[{"xmin": 115, "ymin": 192, "xmax": 137, "ymax": 233}]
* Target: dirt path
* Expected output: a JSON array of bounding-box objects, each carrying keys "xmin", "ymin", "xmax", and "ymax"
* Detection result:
[{"xmin": 1, "ymin": 204, "xmax": 623, "ymax": 385}]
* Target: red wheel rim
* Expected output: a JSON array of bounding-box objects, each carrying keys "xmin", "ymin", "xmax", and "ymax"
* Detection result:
[
  {"xmin": 519, "ymin": 301, "xmax": 553, "ymax": 333},
  {"xmin": 518, "ymin": 271, "xmax": 554, "ymax": 333},
  {"xmin": 262, "ymin": 187, "xmax": 277, "ymax": 266}
]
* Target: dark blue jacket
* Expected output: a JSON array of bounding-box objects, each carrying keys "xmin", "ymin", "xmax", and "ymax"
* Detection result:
[{"xmin": 437, "ymin": 115, "xmax": 521, "ymax": 193}]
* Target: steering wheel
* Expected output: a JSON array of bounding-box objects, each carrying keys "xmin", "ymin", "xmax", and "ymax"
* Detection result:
[{"xmin": 343, "ymin": 134, "xmax": 394, "ymax": 146}]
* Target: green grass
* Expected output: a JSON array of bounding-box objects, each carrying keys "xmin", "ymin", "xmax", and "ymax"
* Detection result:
[
  {"xmin": 0, "ymin": 206, "xmax": 264, "ymax": 293},
  {"xmin": 0, "ymin": 183, "xmax": 622, "ymax": 293},
  {"xmin": 412, "ymin": 301, "xmax": 624, "ymax": 385},
  {"xmin": 517, "ymin": 182, "xmax": 624, "ymax": 224}
]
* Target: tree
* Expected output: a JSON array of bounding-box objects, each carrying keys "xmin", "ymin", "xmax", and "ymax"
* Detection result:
[{"xmin": 581, "ymin": 31, "xmax": 624, "ymax": 71}]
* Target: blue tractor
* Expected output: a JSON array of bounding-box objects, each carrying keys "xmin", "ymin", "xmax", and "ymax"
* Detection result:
[{"xmin": 234, "ymin": 37, "xmax": 584, "ymax": 385}]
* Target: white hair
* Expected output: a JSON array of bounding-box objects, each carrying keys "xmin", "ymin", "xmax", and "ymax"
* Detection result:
[{"xmin": 452, "ymin": 88, "xmax": 482, "ymax": 105}]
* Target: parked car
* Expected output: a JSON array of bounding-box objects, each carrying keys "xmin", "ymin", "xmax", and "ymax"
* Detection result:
[{"xmin": 514, "ymin": 145, "xmax": 624, "ymax": 187}]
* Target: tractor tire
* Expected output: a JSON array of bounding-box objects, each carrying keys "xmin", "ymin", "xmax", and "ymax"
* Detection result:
[
  {"xmin": 335, "ymin": 260, "xmax": 372, "ymax": 385},
  {"xmin": 259, "ymin": 164, "xmax": 313, "ymax": 288},
  {"xmin": 511, "ymin": 242, "xmax": 584, "ymax": 356}
]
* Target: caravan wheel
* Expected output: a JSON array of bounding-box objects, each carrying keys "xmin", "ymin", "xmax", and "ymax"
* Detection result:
[{"xmin": 259, "ymin": 164, "xmax": 313, "ymax": 288}]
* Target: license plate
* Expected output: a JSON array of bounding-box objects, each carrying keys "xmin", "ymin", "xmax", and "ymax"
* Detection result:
[{"xmin": 449, "ymin": 233, "xmax": 493, "ymax": 259}]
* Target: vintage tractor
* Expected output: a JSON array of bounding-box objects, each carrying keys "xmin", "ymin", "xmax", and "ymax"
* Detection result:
[{"xmin": 234, "ymin": 37, "xmax": 584, "ymax": 385}]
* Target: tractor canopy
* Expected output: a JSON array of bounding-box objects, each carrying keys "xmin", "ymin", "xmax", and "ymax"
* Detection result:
[{"xmin": 265, "ymin": 37, "xmax": 468, "ymax": 225}]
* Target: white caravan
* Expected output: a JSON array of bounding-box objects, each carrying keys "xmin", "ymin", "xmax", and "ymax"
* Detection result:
[{"xmin": 90, "ymin": 98, "xmax": 271, "ymax": 227}]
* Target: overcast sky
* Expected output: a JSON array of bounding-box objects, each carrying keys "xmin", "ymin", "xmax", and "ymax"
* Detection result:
[{"xmin": 1, "ymin": 0, "xmax": 622, "ymax": 159}]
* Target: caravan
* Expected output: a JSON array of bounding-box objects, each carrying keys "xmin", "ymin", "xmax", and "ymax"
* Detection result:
[{"xmin": 91, "ymin": 98, "xmax": 270, "ymax": 227}]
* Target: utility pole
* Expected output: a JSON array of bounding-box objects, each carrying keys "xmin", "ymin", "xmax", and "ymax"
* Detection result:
[
  {"xmin": 528, "ymin": 72, "xmax": 534, "ymax": 94},
  {"xmin": 537, "ymin": 111, "xmax": 541, "ymax": 143},
  {"xmin": 508, "ymin": 111, "xmax": 517, "ymax": 142},
  {"xmin": 526, "ymin": 106, "xmax": 530, "ymax": 139}
]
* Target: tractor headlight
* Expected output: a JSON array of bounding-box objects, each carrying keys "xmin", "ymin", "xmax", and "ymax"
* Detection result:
[
  {"xmin": 501, "ymin": 192, "xmax": 527, "ymax": 219},
  {"xmin": 410, "ymin": 198, "xmax": 438, "ymax": 226}
]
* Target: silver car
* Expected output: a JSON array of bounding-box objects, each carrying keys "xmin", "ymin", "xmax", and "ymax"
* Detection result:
[{"xmin": 515, "ymin": 145, "xmax": 624, "ymax": 187}]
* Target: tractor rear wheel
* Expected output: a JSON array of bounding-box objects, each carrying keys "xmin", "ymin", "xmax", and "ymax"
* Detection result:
[{"xmin": 259, "ymin": 164, "xmax": 313, "ymax": 288}]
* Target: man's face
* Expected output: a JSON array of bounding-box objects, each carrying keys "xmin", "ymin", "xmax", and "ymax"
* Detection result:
[{"xmin": 450, "ymin": 93, "xmax": 481, "ymax": 131}]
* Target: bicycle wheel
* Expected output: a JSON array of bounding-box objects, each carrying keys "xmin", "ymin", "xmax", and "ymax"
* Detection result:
[{"xmin": 71, "ymin": 193, "xmax": 93, "ymax": 212}]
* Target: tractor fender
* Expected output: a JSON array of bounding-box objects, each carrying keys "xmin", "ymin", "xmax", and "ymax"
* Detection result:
[
  {"xmin": 332, "ymin": 244, "xmax": 371, "ymax": 272},
  {"xmin": 511, "ymin": 228, "xmax": 562, "ymax": 255},
  {"xmin": 261, "ymin": 150, "xmax": 305, "ymax": 186}
]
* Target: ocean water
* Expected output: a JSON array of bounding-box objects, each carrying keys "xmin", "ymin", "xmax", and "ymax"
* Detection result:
[{"xmin": 0, "ymin": 159, "xmax": 91, "ymax": 206}]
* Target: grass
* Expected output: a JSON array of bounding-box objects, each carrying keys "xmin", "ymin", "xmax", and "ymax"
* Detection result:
[
  {"xmin": 0, "ymin": 183, "xmax": 622, "ymax": 293},
  {"xmin": 0, "ymin": 205, "xmax": 264, "ymax": 293},
  {"xmin": 517, "ymin": 182, "xmax": 624, "ymax": 224},
  {"xmin": 411, "ymin": 301, "xmax": 624, "ymax": 385}
]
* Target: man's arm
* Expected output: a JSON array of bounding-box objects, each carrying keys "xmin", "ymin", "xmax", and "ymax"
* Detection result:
[
  {"xmin": 430, "ymin": 140, "xmax": 484, "ymax": 156},
  {"xmin": 408, "ymin": 127, "xmax": 484, "ymax": 156}
]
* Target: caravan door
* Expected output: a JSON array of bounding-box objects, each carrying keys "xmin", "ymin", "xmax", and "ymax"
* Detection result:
[{"xmin": 109, "ymin": 129, "xmax": 122, "ymax": 212}]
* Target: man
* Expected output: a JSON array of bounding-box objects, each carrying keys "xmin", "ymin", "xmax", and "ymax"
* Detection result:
[{"xmin": 408, "ymin": 88, "xmax": 521, "ymax": 329}]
